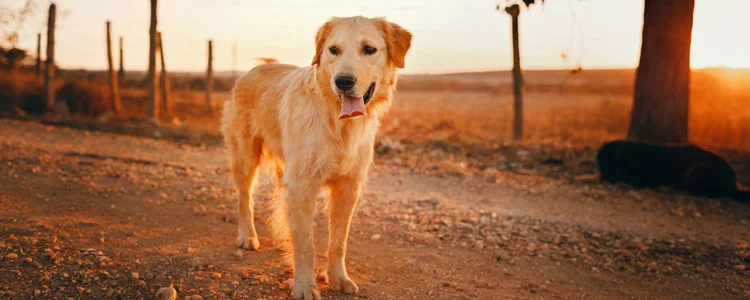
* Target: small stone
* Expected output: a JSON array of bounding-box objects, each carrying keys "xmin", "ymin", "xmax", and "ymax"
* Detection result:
[
  {"xmin": 370, "ymin": 234, "xmax": 382, "ymax": 241},
  {"xmin": 4, "ymin": 253, "xmax": 18, "ymax": 259},
  {"xmin": 155, "ymin": 284, "xmax": 177, "ymax": 300},
  {"xmin": 193, "ymin": 205, "xmax": 208, "ymax": 216},
  {"xmin": 33, "ymin": 290, "xmax": 41, "ymax": 296},
  {"xmin": 231, "ymin": 280, "xmax": 240, "ymax": 287},
  {"xmin": 131, "ymin": 272, "xmax": 139, "ymax": 280},
  {"xmin": 188, "ymin": 295, "xmax": 204, "ymax": 300},
  {"xmin": 211, "ymin": 272, "xmax": 222, "ymax": 279},
  {"xmin": 474, "ymin": 240, "xmax": 485, "ymax": 250},
  {"xmin": 191, "ymin": 257, "xmax": 206, "ymax": 267},
  {"xmin": 233, "ymin": 249, "xmax": 243, "ymax": 260}
]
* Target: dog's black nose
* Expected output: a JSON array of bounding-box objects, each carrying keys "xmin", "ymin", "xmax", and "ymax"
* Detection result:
[{"xmin": 335, "ymin": 75, "xmax": 356, "ymax": 92}]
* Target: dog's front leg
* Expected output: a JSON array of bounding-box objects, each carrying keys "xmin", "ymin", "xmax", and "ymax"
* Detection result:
[
  {"xmin": 326, "ymin": 176, "xmax": 361, "ymax": 294},
  {"xmin": 287, "ymin": 179, "xmax": 321, "ymax": 300}
]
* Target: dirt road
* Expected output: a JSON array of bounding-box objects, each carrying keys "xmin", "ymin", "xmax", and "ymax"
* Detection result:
[{"xmin": 0, "ymin": 119, "xmax": 748, "ymax": 299}]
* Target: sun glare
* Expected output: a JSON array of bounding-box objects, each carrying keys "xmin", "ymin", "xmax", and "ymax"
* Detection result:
[{"xmin": 690, "ymin": 0, "xmax": 750, "ymax": 69}]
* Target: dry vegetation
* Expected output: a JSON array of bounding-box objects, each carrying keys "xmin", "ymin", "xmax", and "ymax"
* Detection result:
[
  {"xmin": 2, "ymin": 68, "xmax": 749, "ymax": 181},
  {"xmin": 390, "ymin": 68, "xmax": 750, "ymax": 151}
]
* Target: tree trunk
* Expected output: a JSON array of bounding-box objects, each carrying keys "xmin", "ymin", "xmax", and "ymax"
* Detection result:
[
  {"xmin": 506, "ymin": 4, "xmax": 524, "ymax": 141},
  {"xmin": 36, "ymin": 33, "xmax": 41, "ymax": 77},
  {"xmin": 205, "ymin": 40, "xmax": 214, "ymax": 115},
  {"xmin": 157, "ymin": 32, "xmax": 171, "ymax": 119},
  {"xmin": 44, "ymin": 4, "xmax": 56, "ymax": 114},
  {"xmin": 627, "ymin": 0, "xmax": 695, "ymax": 143},
  {"xmin": 147, "ymin": 0, "xmax": 159, "ymax": 120},
  {"xmin": 119, "ymin": 37, "xmax": 125, "ymax": 87},
  {"xmin": 106, "ymin": 21, "xmax": 122, "ymax": 117}
]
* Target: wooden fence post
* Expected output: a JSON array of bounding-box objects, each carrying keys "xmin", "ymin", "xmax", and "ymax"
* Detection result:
[
  {"xmin": 44, "ymin": 3, "xmax": 56, "ymax": 114},
  {"xmin": 205, "ymin": 39, "xmax": 213, "ymax": 115},
  {"xmin": 157, "ymin": 31, "xmax": 171, "ymax": 119},
  {"xmin": 36, "ymin": 33, "xmax": 41, "ymax": 77},
  {"xmin": 119, "ymin": 37, "xmax": 125, "ymax": 87},
  {"xmin": 106, "ymin": 21, "xmax": 122, "ymax": 117},
  {"xmin": 147, "ymin": 0, "xmax": 159, "ymax": 120},
  {"xmin": 506, "ymin": 4, "xmax": 524, "ymax": 141}
]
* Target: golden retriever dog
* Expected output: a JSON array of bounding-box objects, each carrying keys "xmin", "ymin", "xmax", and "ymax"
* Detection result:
[{"xmin": 220, "ymin": 16, "xmax": 412, "ymax": 299}]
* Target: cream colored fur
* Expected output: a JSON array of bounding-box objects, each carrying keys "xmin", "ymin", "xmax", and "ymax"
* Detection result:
[{"xmin": 220, "ymin": 16, "xmax": 412, "ymax": 300}]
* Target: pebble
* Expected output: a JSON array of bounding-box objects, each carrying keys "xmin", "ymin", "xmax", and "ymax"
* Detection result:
[
  {"xmin": 189, "ymin": 295, "xmax": 204, "ymax": 300},
  {"xmin": 370, "ymin": 234, "xmax": 382, "ymax": 241},
  {"xmin": 211, "ymin": 272, "xmax": 222, "ymax": 279},
  {"xmin": 233, "ymin": 249, "xmax": 243, "ymax": 260},
  {"xmin": 4, "ymin": 253, "xmax": 18, "ymax": 259},
  {"xmin": 191, "ymin": 257, "xmax": 206, "ymax": 267},
  {"xmin": 156, "ymin": 284, "xmax": 177, "ymax": 300}
]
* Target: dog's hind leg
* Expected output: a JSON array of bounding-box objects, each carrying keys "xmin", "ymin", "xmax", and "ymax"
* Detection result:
[
  {"xmin": 231, "ymin": 135, "xmax": 263, "ymax": 250},
  {"xmin": 325, "ymin": 175, "xmax": 361, "ymax": 294}
]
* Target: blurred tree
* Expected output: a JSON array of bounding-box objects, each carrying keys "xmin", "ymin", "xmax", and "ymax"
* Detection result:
[
  {"xmin": 0, "ymin": 0, "xmax": 37, "ymax": 48},
  {"xmin": 0, "ymin": 0, "xmax": 36, "ymax": 70},
  {"xmin": 628, "ymin": 0, "xmax": 694, "ymax": 143},
  {"xmin": 497, "ymin": 0, "xmax": 543, "ymax": 141},
  {"xmin": 507, "ymin": 0, "xmax": 695, "ymax": 144},
  {"xmin": 0, "ymin": 47, "xmax": 26, "ymax": 70}
]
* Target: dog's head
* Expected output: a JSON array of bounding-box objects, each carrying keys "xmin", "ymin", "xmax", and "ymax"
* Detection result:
[{"xmin": 312, "ymin": 16, "xmax": 412, "ymax": 120}]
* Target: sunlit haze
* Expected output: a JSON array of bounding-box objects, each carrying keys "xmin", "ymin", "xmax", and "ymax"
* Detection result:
[{"xmin": 8, "ymin": 0, "xmax": 750, "ymax": 73}]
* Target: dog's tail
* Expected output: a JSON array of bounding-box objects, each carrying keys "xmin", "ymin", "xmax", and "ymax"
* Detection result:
[
  {"xmin": 256, "ymin": 57, "xmax": 279, "ymax": 64},
  {"xmin": 265, "ymin": 186, "xmax": 294, "ymax": 267}
]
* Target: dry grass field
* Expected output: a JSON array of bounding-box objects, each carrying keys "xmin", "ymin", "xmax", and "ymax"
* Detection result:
[
  {"xmin": 390, "ymin": 69, "xmax": 750, "ymax": 150},
  {"xmin": 6, "ymin": 67, "xmax": 748, "ymax": 151}
]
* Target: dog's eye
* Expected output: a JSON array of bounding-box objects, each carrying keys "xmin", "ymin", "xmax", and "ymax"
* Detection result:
[
  {"xmin": 329, "ymin": 46, "xmax": 340, "ymax": 55},
  {"xmin": 363, "ymin": 45, "xmax": 377, "ymax": 55}
]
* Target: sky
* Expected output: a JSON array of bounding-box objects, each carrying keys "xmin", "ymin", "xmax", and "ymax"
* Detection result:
[{"xmin": 7, "ymin": 0, "xmax": 750, "ymax": 74}]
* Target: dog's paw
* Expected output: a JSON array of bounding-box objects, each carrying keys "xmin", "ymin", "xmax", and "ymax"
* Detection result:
[
  {"xmin": 291, "ymin": 279, "xmax": 322, "ymax": 300},
  {"xmin": 329, "ymin": 274, "xmax": 359, "ymax": 294},
  {"xmin": 236, "ymin": 235, "xmax": 260, "ymax": 250}
]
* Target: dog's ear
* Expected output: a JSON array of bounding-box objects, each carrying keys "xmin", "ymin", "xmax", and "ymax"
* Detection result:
[
  {"xmin": 312, "ymin": 20, "xmax": 334, "ymax": 66},
  {"xmin": 379, "ymin": 19, "xmax": 412, "ymax": 69}
]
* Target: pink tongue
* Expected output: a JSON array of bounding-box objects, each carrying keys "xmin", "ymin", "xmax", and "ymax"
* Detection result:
[{"xmin": 338, "ymin": 95, "xmax": 367, "ymax": 120}]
